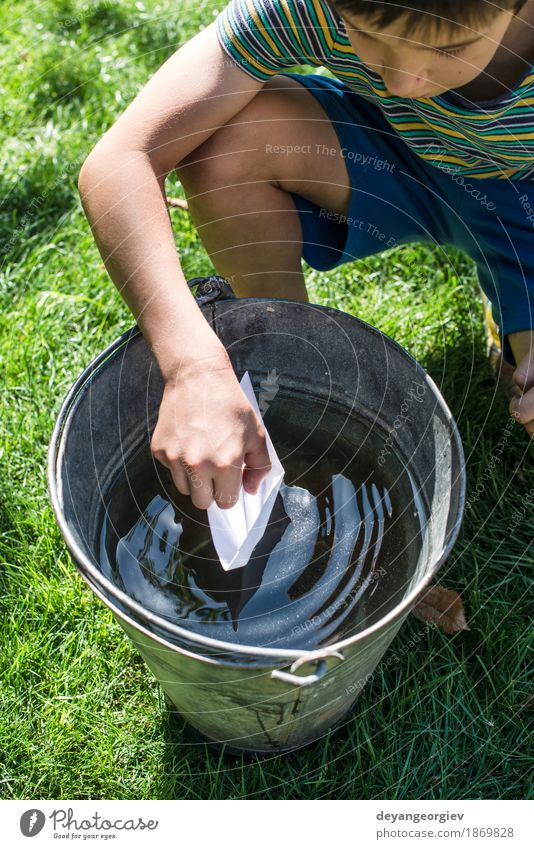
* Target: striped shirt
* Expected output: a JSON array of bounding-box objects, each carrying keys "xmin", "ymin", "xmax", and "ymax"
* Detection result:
[{"xmin": 215, "ymin": 0, "xmax": 534, "ymax": 180}]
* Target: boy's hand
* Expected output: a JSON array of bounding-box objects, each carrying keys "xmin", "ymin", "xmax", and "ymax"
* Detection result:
[
  {"xmin": 150, "ymin": 350, "xmax": 272, "ymax": 510},
  {"xmin": 508, "ymin": 330, "xmax": 534, "ymax": 437}
]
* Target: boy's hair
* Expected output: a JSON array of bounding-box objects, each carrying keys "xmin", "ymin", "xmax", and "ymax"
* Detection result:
[{"xmin": 332, "ymin": 0, "xmax": 524, "ymax": 37}]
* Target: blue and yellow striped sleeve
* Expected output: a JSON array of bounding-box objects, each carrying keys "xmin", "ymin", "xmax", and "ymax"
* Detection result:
[{"xmin": 215, "ymin": 0, "xmax": 338, "ymax": 81}]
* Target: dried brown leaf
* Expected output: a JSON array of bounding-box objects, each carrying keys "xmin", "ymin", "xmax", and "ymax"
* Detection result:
[{"xmin": 412, "ymin": 584, "xmax": 470, "ymax": 634}]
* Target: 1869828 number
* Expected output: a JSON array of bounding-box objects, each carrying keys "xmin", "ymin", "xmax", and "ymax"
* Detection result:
[{"xmin": 466, "ymin": 828, "xmax": 514, "ymax": 838}]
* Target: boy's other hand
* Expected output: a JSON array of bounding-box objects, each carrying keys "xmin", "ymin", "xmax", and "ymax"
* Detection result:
[
  {"xmin": 508, "ymin": 330, "xmax": 534, "ymax": 437},
  {"xmin": 150, "ymin": 350, "xmax": 272, "ymax": 510}
]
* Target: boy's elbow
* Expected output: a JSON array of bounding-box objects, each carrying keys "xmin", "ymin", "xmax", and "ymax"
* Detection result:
[
  {"xmin": 77, "ymin": 158, "xmax": 90, "ymax": 198},
  {"xmin": 78, "ymin": 134, "xmax": 118, "ymax": 195},
  {"xmin": 78, "ymin": 148, "xmax": 101, "ymax": 198},
  {"xmin": 77, "ymin": 135, "xmax": 151, "ymax": 197}
]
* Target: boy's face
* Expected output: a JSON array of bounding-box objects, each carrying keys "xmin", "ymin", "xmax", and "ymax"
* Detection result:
[{"xmin": 341, "ymin": 8, "xmax": 517, "ymax": 98}]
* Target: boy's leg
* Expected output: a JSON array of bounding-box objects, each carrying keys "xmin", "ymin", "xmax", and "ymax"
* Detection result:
[{"xmin": 175, "ymin": 75, "xmax": 352, "ymax": 300}]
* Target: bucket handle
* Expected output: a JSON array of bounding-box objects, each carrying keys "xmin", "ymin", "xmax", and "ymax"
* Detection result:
[
  {"xmin": 271, "ymin": 649, "xmax": 345, "ymax": 688},
  {"xmin": 187, "ymin": 275, "xmax": 235, "ymax": 305}
]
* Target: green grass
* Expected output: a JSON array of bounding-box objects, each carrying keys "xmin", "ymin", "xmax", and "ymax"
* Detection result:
[{"xmin": 1, "ymin": 0, "xmax": 532, "ymax": 800}]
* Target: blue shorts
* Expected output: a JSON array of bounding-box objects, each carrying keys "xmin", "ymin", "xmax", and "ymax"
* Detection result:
[{"xmin": 283, "ymin": 72, "xmax": 534, "ymax": 364}]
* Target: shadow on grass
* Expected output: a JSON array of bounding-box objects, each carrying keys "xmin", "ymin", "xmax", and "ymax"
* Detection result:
[
  {"xmin": 158, "ymin": 694, "xmax": 360, "ymax": 799},
  {"xmin": 154, "ymin": 598, "xmax": 460, "ymax": 800},
  {"xmin": 419, "ymin": 336, "xmax": 509, "ymax": 435},
  {"xmin": 155, "ymin": 651, "xmax": 453, "ymax": 800}
]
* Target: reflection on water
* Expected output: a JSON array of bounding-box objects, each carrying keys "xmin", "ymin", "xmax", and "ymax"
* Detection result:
[{"xmin": 99, "ymin": 438, "xmax": 428, "ymax": 650}]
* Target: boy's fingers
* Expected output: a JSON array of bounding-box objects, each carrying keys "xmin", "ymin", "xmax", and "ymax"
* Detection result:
[
  {"xmin": 513, "ymin": 356, "xmax": 534, "ymax": 391},
  {"xmin": 519, "ymin": 418, "xmax": 534, "ymax": 437},
  {"xmin": 170, "ymin": 465, "xmax": 191, "ymax": 497},
  {"xmin": 212, "ymin": 461, "xmax": 245, "ymax": 510},
  {"xmin": 509, "ymin": 386, "xmax": 534, "ymax": 428},
  {"xmin": 186, "ymin": 471, "xmax": 215, "ymax": 510},
  {"xmin": 242, "ymin": 442, "xmax": 272, "ymax": 495},
  {"xmin": 162, "ymin": 455, "xmax": 215, "ymax": 510},
  {"xmin": 513, "ymin": 368, "xmax": 531, "ymax": 391},
  {"xmin": 152, "ymin": 451, "xmax": 191, "ymax": 497}
]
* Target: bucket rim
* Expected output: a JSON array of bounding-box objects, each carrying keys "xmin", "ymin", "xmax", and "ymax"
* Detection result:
[{"xmin": 47, "ymin": 298, "xmax": 466, "ymax": 663}]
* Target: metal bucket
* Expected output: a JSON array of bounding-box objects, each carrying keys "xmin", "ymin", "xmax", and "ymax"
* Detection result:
[{"xmin": 48, "ymin": 277, "xmax": 465, "ymax": 754}]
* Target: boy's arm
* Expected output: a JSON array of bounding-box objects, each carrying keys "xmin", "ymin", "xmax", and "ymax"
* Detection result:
[
  {"xmin": 509, "ymin": 330, "xmax": 534, "ymax": 436},
  {"xmin": 78, "ymin": 21, "xmax": 271, "ymax": 509}
]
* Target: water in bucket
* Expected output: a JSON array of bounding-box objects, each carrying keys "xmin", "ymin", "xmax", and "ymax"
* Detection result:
[{"xmin": 99, "ymin": 395, "xmax": 429, "ymax": 651}]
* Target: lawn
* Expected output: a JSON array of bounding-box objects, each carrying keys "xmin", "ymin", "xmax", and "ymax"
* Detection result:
[{"xmin": 0, "ymin": 0, "xmax": 532, "ymax": 800}]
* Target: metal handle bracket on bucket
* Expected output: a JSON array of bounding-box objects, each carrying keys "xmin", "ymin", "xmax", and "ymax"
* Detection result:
[
  {"xmin": 188, "ymin": 275, "xmax": 235, "ymax": 305},
  {"xmin": 271, "ymin": 649, "xmax": 345, "ymax": 688}
]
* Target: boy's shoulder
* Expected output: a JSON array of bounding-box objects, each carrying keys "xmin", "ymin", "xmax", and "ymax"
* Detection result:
[
  {"xmin": 216, "ymin": 0, "xmax": 344, "ymax": 80},
  {"xmin": 222, "ymin": 0, "xmax": 342, "ymax": 29}
]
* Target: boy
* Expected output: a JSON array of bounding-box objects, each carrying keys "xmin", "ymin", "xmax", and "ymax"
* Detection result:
[{"xmin": 78, "ymin": 0, "xmax": 534, "ymax": 512}]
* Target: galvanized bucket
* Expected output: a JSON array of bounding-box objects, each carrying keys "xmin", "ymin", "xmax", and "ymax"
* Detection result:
[{"xmin": 47, "ymin": 277, "xmax": 465, "ymax": 754}]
